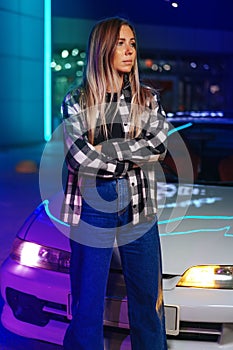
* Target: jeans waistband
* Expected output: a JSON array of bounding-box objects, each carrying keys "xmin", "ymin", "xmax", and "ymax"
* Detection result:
[{"xmin": 82, "ymin": 176, "xmax": 127, "ymax": 187}]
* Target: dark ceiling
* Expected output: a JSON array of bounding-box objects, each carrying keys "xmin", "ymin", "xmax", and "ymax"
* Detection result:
[{"xmin": 52, "ymin": 0, "xmax": 233, "ymax": 32}]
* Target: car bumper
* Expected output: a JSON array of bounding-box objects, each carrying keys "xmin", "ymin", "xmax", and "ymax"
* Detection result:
[
  {"xmin": 1, "ymin": 258, "xmax": 233, "ymax": 349},
  {"xmin": 163, "ymin": 276, "xmax": 233, "ymax": 348},
  {"xmin": 0, "ymin": 257, "xmax": 70, "ymax": 344},
  {"xmin": 0, "ymin": 257, "xmax": 129, "ymax": 346}
]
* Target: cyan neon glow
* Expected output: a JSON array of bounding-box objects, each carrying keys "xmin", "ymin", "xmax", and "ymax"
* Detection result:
[
  {"xmin": 168, "ymin": 122, "xmax": 193, "ymax": 136},
  {"xmin": 158, "ymin": 214, "xmax": 233, "ymax": 224},
  {"xmin": 43, "ymin": 200, "xmax": 70, "ymax": 227},
  {"xmin": 158, "ymin": 215, "xmax": 233, "ymax": 237},
  {"xmin": 44, "ymin": 0, "xmax": 52, "ymax": 141},
  {"xmin": 159, "ymin": 226, "xmax": 232, "ymax": 237},
  {"xmin": 41, "ymin": 198, "xmax": 233, "ymax": 237}
]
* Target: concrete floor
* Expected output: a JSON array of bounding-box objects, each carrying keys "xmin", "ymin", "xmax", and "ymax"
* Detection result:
[{"xmin": 0, "ymin": 143, "xmax": 132, "ymax": 350}]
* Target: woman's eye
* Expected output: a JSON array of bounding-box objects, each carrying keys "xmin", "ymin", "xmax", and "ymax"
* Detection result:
[{"xmin": 116, "ymin": 40, "xmax": 136, "ymax": 48}]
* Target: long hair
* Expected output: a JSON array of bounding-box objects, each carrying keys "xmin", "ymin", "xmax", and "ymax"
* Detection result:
[{"xmin": 78, "ymin": 17, "xmax": 156, "ymax": 143}]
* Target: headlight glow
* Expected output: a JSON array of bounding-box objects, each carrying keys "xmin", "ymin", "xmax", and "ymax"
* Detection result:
[
  {"xmin": 10, "ymin": 237, "xmax": 70, "ymax": 273},
  {"xmin": 21, "ymin": 242, "xmax": 41, "ymax": 266},
  {"xmin": 177, "ymin": 265, "xmax": 233, "ymax": 289}
]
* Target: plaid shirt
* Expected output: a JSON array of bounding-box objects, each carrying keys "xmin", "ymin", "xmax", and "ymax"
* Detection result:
[{"xmin": 60, "ymin": 84, "xmax": 168, "ymax": 226}]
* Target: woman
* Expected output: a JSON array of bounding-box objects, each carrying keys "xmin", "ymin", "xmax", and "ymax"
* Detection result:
[{"xmin": 61, "ymin": 16, "xmax": 168, "ymax": 350}]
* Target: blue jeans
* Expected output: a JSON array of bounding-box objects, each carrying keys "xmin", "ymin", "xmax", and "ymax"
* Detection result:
[{"xmin": 63, "ymin": 177, "xmax": 167, "ymax": 350}]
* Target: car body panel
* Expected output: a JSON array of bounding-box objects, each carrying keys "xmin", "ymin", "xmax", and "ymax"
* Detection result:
[{"xmin": 157, "ymin": 183, "xmax": 233, "ymax": 274}]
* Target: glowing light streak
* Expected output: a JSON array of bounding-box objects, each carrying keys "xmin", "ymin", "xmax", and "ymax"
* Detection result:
[
  {"xmin": 159, "ymin": 226, "xmax": 232, "ymax": 237},
  {"xmin": 43, "ymin": 200, "xmax": 70, "ymax": 227},
  {"xmin": 158, "ymin": 215, "xmax": 233, "ymax": 237},
  {"xmin": 158, "ymin": 214, "xmax": 233, "ymax": 224},
  {"xmin": 41, "ymin": 198, "xmax": 233, "ymax": 238},
  {"xmin": 168, "ymin": 122, "xmax": 193, "ymax": 136},
  {"xmin": 44, "ymin": 0, "xmax": 52, "ymax": 141}
]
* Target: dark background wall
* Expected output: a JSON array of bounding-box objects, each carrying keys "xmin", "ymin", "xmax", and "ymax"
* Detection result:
[
  {"xmin": 51, "ymin": 0, "xmax": 233, "ymax": 32},
  {"xmin": 1, "ymin": 0, "xmax": 233, "ymax": 147},
  {"xmin": 0, "ymin": 1, "xmax": 44, "ymax": 147}
]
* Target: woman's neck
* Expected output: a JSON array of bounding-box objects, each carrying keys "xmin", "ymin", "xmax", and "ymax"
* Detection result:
[{"xmin": 106, "ymin": 75, "xmax": 124, "ymax": 93}]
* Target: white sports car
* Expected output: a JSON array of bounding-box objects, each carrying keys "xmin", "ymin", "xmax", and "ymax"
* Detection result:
[{"xmin": 1, "ymin": 116, "xmax": 233, "ymax": 349}]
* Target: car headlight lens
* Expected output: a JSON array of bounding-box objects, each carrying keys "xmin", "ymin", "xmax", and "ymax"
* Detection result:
[
  {"xmin": 10, "ymin": 237, "xmax": 70, "ymax": 273},
  {"xmin": 177, "ymin": 265, "xmax": 233, "ymax": 289}
]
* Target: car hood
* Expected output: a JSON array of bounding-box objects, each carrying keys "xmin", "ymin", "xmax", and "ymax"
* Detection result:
[
  {"xmin": 158, "ymin": 182, "xmax": 233, "ymax": 274},
  {"xmin": 18, "ymin": 183, "xmax": 233, "ymax": 276}
]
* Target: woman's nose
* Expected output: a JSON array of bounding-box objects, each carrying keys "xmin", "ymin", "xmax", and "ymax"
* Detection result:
[{"xmin": 125, "ymin": 44, "xmax": 133, "ymax": 54}]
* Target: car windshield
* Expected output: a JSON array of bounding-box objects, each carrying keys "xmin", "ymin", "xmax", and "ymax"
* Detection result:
[{"xmin": 161, "ymin": 112, "xmax": 233, "ymax": 186}]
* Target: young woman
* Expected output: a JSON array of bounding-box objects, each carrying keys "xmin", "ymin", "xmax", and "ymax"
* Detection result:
[{"xmin": 61, "ymin": 16, "xmax": 168, "ymax": 350}]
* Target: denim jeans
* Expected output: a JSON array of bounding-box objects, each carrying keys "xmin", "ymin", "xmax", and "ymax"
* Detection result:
[{"xmin": 63, "ymin": 177, "xmax": 167, "ymax": 350}]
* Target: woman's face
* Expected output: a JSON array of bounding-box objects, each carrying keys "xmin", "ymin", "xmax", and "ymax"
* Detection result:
[{"xmin": 112, "ymin": 25, "xmax": 136, "ymax": 75}]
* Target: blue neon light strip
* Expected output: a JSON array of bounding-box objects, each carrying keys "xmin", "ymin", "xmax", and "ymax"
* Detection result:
[
  {"xmin": 158, "ymin": 215, "xmax": 233, "ymax": 237},
  {"xmin": 158, "ymin": 215, "xmax": 233, "ymax": 224},
  {"xmin": 41, "ymin": 198, "xmax": 233, "ymax": 238},
  {"xmin": 168, "ymin": 122, "xmax": 193, "ymax": 136},
  {"xmin": 159, "ymin": 226, "xmax": 232, "ymax": 237},
  {"xmin": 44, "ymin": 0, "xmax": 52, "ymax": 141},
  {"xmin": 43, "ymin": 200, "xmax": 70, "ymax": 227}
]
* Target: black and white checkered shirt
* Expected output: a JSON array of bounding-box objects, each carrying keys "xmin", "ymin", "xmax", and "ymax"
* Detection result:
[{"xmin": 60, "ymin": 83, "xmax": 168, "ymax": 226}]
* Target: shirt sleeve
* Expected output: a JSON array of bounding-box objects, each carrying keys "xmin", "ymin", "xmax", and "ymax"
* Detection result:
[
  {"xmin": 101, "ymin": 94, "xmax": 169, "ymax": 164},
  {"xmin": 61, "ymin": 91, "xmax": 133, "ymax": 178}
]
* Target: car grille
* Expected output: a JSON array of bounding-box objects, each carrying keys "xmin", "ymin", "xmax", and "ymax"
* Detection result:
[
  {"xmin": 6, "ymin": 287, "xmax": 69, "ymax": 326},
  {"xmin": 168, "ymin": 321, "xmax": 222, "ymax": 342}
]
